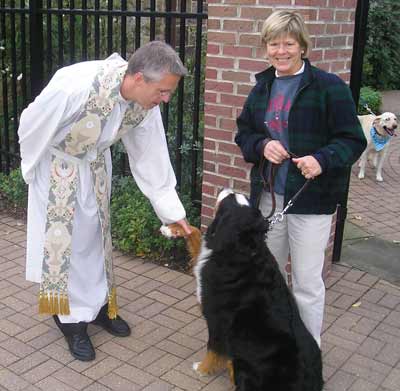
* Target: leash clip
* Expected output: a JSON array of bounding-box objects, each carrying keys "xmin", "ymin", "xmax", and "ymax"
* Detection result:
[
  {"xmin": 267, "ymin": 199, "xmax": 294, "ymax": 229},
  {"xmin": 269, "ymin": 212, "xmax": 284, "ymax": 228}
]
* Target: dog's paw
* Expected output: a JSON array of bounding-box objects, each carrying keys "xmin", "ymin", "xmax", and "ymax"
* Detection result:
[
  {"xmin": 193, "ymin": 362, "xmax": 207, "ymax": 376},
  {"xmin": 160, "ymin": 223, "xmax": 188, "ymax": 238},
  {"xmin": 160, "ymin": 225, "xmax": 173, "ymax": 238},
  {"xmin": 192, "ymin": 361, "xmax": 212, "ymax": 376},
  {"xmin": 376, "ymin": 175, "xmax": 383, "ymax": 182},
  {"xmin": 358, "ymin": 172, "xmax": 365, "ymax": 179}
]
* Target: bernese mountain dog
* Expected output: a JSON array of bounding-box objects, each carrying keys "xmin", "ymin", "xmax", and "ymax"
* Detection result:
[{"xmin": 161, "ymin": 188, "xmax": 323, "ymax": 391}]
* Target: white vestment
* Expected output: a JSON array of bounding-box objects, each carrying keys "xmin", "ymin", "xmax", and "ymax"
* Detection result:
[{"xmin": 18, "ymin": 54, "xmax": 185, "ymax": 323}]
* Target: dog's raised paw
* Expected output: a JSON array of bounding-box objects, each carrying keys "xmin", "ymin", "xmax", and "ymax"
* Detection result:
[{"xmin": 160, "ymin": 225, "xmax": 173, "ymax": 238}]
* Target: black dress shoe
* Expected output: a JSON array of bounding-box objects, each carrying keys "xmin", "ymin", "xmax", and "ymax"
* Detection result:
[
  {"xmin": 92, "ymin": 304, "xmax": 131, "ymax": 337},
  {"xmin": 53, "ymin": 316, "xmax": 95, "ymax": 361}
]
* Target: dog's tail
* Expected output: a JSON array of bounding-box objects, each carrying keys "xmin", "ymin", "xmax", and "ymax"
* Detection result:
[{"xmin": 160, "ymin": 223, "xmax": 202, "ymax": 269}]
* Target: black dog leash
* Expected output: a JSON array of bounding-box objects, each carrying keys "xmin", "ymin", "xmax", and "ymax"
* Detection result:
[{"xmin": 257, "ymin": 152, "xmax": 312, "ymax": 230}]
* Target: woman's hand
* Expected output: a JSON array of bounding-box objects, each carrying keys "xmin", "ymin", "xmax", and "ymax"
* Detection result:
[
  {"xmin": 292, "ymin": 156, "xmax": 322, "ymax": 179},
  {"xmin": 263, "ymin": 140, "xmax": 290, "ymax": 164}
]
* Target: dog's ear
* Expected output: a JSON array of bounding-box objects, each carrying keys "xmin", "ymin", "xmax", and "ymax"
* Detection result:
[{"xmin": 373, "ymin": 115, "xmax": 382, "ymax": 127}]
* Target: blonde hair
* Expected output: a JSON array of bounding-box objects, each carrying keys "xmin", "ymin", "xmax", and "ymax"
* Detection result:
[{"xmin": 261, "ymin": 10, "xmax": 311, "ymax": 58}]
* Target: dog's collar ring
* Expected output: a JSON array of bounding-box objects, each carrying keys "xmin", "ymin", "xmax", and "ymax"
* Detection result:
[
  {"xmin": 268, "ymin": 211, "xmax": 285, "ymax": 229},
  {"xmin": 267, "ymin": 195, "xmax": 304, "ymax": 230}
]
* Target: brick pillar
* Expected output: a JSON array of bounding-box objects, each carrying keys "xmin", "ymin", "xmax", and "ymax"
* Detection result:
[{"xmin": 202, "ymin": 0, "xmax": 358, "ymax": 274}]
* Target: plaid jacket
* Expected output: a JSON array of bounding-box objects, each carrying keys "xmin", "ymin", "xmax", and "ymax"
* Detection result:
[{"xmin": 235, "ymin": 59, "xmax": 367, "ymax": 214}]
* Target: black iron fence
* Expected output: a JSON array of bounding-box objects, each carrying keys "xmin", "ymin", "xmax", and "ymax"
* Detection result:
[{"xmin": 0, "ymin": 0, "xmax": 207, "ymax": 202}]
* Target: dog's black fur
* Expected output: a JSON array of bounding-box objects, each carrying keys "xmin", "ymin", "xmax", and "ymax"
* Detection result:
[{"xmin": 198, "ymin": 192, "xmax": 323, "ymax": 391}]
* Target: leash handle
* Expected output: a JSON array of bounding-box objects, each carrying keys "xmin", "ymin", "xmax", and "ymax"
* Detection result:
[
  {"xmin": 255, "ymin": 157, "xmax": 276, "ymax": 219},
  {"xmin": 257, "ymin": 150, "xmax": 297, "ymax": 218},
  {"xmin": 257, "ymin": 142, "xmax": 313, "ymax": 229}
]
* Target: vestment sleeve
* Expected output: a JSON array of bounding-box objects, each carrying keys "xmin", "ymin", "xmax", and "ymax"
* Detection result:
[
  {"xmin": 121, "ymin": 106, "xmax": 186, "ymax": 224},
  {"xmin": 18, "ymin": 83, "xmax": 89, "ymax": 183}
]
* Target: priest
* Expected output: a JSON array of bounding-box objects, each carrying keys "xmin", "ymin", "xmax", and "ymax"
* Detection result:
[{"xmin": 18, "ymin": 41, "xmax": 191, "ymax": 361}]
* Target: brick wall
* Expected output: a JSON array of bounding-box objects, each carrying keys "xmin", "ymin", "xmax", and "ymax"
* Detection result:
[{"xmin": 201, "ymin": 0, "xmax": 358, "ymax": 272}]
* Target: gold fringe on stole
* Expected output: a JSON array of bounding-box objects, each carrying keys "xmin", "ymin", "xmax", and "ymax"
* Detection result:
[
  {"xmin": 61, "ymin": 293, "xmax": 70, "ymax": 315},
  {"xmin": 38, "ymin": 291, "xmax": 71, "ymax": 315},
  {"xmin": 38, "ymin": 290, "xmax": 49, "ymax": 314},
  {"xmin": 51, "ymin": 292, "xmax": 58, "ymax": 314},
  {"xmin": 107, "ymin": 286, "xmax": 118, "ymax": 319}
]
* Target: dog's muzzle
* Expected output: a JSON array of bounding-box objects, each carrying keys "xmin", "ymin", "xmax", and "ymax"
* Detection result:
[{"xmin": 383, "ymin": 125, "xmax": 397, "ymax": 137}]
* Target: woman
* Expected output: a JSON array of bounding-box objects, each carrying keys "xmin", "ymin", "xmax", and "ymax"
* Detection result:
[{"xmin": 235, "ymin": 10, "xmax": 366, "ymax": 346}]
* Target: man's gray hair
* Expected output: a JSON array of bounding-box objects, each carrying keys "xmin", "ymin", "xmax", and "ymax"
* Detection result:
[{"xmin": 127, "ymin": 41, "xmax": 188, "ymax": 81}]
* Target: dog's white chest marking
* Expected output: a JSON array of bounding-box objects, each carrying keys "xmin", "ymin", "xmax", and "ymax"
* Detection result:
[{"xmin": 193, "ymin": 241, "xmax": 211, "ymax": 304}]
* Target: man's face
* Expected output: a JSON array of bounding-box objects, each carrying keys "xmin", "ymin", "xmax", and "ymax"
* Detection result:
[{"xmin": 123, "ymin": 72, "xmax": 181, "ymax": 109}]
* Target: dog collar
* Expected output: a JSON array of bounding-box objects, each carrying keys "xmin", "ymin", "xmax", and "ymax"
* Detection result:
[{"xmin": 370, "ymin": 126, "xmax": 390, "ymax": 152}]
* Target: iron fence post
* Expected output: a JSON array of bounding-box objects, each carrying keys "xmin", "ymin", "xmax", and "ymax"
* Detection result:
[
  {"xmin": 29, "ymin": 0, "xmax": 44, "ymax": 99},
  {"xmin": 332, "ymin": 0, "xmax": 370, "ymax": 263}
]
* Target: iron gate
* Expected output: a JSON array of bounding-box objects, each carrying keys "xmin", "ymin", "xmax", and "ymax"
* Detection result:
[{"xmin": 0, "ymin": 0, "xmax": 207, "ymax": 202}]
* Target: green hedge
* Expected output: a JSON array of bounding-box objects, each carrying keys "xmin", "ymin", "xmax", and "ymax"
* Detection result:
[
  {"xmin": 0, "ymin": 168, "xmax": 28, "ymax": 210},
  {"xmin": 110, "ymin": 175, "xmax": 200, "ymax": 260},
  {"xmin": 362, "ymin": 0, "xmax": 400, "ymax": 90}
]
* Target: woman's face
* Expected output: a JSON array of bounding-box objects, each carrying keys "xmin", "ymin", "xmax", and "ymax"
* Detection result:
[{"xmin": 265, "ymin": 34, "xmax": 304, "ymax": 76}]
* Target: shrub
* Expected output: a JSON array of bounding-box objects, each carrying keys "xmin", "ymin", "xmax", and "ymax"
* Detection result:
[
  {"xmin": 110, "ymin": 175, "xmax": 200, "ymax": 262},
  {"xmin": 362, "ymin": 0, "xmax": 400, "ymax": 90},
  {"xmin": 358, "ymin": 86, "xmax": 382, "ymax": 115},
  {"xmin": 0, "ymin": 167, "xmax": 28, "ymax": 211}
]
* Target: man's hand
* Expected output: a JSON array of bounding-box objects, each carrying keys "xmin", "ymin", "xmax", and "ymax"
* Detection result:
[
  {"xmin": 292, "ymin": 156, "xmax": 322, "ymax": 179},
  {"xmin": 176, "ymin": 219, "xmax": 192, "ymax": 236},
  {"xmin": 263, "ymin": 140, "xmax": 290, "ymax": 164}
]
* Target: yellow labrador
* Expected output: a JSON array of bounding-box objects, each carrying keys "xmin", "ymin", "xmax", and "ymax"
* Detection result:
[{"xmin": 358, "ymin": 112, "xmax": 398, "ymax": 182}]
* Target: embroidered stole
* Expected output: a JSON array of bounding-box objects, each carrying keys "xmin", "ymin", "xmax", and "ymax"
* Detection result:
[{"xmin": 39, "ymin": 60, "xmax": 147, "ymax": 318}]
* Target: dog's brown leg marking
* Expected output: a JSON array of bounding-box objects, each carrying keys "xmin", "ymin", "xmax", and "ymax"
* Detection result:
[
  {"xmin": 196, "ymin": 350, "xmax": 229, "ymax": 375},
  {"xmin": 165, "ymin": 223, "xmax": 202, "ymax": 271}
]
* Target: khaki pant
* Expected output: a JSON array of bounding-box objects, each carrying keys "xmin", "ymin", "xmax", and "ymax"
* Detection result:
[{"xmin": 259, "ymin": 191, "xmax": 333, "ymax": 347}]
